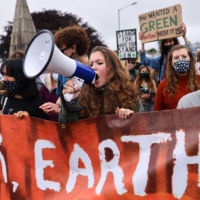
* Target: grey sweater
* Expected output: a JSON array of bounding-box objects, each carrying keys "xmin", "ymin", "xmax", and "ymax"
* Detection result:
[{"xmin": 177, "ymin": 90, "xmax": 200, "ymax": 109}]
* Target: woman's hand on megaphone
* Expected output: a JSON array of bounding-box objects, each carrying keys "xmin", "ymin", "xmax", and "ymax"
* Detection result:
[{"xmin": 62, "ymin": 79, "xmax": 81, "ymax": 100}]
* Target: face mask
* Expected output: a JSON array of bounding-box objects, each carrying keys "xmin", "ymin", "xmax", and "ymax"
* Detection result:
[
  {"xmin": 4, "ymin": 81, "xmax": 18, "ymax": 96},
  {"xmin": 52, "ymin": 73, "xmax": 58, "ymax": 81},
  {"xmin": 140, "ymin": 72, "xmax": 149, "ymax": 79},
  {"xmin": 164, "ymin": 45, "xmax": 174, "ymax": 55},
  {"xmin": 173, "ymin": 59, "xmax": 190, "ymax": 74},
  {"xmin": 70, "ymin": 52, "xmax": 74, "ymax": 58},
  {"xmin": 165, "ymin": 45, "xmax": 174, "ymax": 52}
]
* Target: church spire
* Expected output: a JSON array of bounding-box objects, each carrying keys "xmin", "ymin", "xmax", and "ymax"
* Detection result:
[{"xmin": 9, "ymin": 0, "xmax": 36, "ymax": 56}]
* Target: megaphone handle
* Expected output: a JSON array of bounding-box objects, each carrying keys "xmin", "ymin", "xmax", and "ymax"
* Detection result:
[
  {"xmin": 60, "ymin": 94, "xmax": 85, "ymax": 113},
  {"xmin": 63, "ymin": 76, "xmax": 84, "ymax": 102},
  {"xmin": 60, "ymin": 84, "xmax": 85, "ymax": 113}
]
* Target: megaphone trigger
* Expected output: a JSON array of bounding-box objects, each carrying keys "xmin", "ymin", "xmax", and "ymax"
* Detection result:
[{"xmin": 63, "ymin": 76, "xmax": 84, "ymax": 102}]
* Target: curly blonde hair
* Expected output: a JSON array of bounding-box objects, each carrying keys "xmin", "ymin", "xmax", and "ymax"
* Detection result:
[
  {"xmin": 77, "ymin": 46, "xmax": 138, "ymax": 119},
  {"xmin": 165, "ymin": 45, "xmax": 199, "ymax": 97}
]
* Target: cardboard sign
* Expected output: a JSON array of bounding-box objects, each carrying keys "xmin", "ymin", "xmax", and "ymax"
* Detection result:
[
  {"xmin": 138, "ymin": 4, "xmax": 183, "ymax": 43},
  {"xmin": 116, "ymin": 29, "xmax": 137, "ymax": 60},
  {"xmin": 0, "ymin": 107, "xmax": 200, "ymax": 199}
]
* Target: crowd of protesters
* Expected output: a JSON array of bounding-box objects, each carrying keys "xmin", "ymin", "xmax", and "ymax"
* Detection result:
[{"xmin": 0, "ymin": 23, "xmax": 200, "ymax": 122}]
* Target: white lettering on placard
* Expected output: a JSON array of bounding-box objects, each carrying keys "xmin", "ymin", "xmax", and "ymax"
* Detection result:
[
  {"xmin": 96, "ymin": 139, "xmax": 127, "ymax": 195},
  {"xmin": 172, "ymin": 130, "xmax": 200, "ymax": 199},
  {"xmin": 121, "ymin": 133, "xmax": 171, "ymax": 196},
  {"xmin": 66, "ymin": 143, "xmax": 94, "ymax": 193},
  {"xmin": 35, "ymin": 140, "xmax": 61, "ymax": 192},
  {"xmin": 0, "ymin": 134, "xmax": 7, "ymax": 183},
  {"xmin": 12, "ymin": 181, "xmax": 19, "ymax": 192}
]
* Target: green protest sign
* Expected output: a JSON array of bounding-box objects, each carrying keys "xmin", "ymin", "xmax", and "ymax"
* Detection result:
[{"xmin": 138, "ymin": 4, "xmax": 183, "ymax": 43}]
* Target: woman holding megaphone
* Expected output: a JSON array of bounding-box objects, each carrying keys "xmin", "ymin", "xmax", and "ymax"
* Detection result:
[{"xmin": 59, "ymin": 46, "xmax": 144, "ymax": 123}]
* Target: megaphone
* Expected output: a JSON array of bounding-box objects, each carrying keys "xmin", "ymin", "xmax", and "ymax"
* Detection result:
[{"xmin": 22, "ymin": 29, "xmax": 96, "ymax": 85}]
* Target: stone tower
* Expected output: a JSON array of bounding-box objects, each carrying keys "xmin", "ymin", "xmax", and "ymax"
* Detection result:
[{"xmin": 9, "ymin": 0, "xmax": 36, "ymax": 56}]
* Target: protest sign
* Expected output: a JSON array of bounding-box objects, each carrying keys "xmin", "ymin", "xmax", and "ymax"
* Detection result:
[
  {"xmin": 116, "ymin": 29, "xmax": 137, "ymax": 59},
  {"xmin": 0, "ymin": 107, "xmax": 200, "ymax": 199},
  {"xmin": 138, "ymin": 4, "xmax": 183, "ymax": 43}
]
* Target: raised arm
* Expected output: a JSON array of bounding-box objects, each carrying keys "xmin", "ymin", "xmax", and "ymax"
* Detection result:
[
  {"xmin": 138, "ymin": 31, "xmax": 162, "ymax": 72},
  {"xmin": 181, "ymin": 23, "xmax": 197, "ymax": 58}
]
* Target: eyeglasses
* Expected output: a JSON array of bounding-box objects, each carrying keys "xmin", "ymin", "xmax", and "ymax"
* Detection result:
[{"xmin": 60, "ymin": 47, "xmax": 69, "ymax": 54}]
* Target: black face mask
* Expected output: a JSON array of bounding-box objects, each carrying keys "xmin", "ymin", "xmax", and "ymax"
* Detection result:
[
  {"xmin": 164, "ymin": 45, "xmax": 174, "ymax": 55},
  {"xmin": 70, "ymin": 52, "xmax": 74, "ymax": 58},
  {"xmin": 4, "ymin": 81, "xmax": 18, "ymax": 97},
  {"xmin": 140, "ymin": 72, "xmax": 149, "ymax": 79}
]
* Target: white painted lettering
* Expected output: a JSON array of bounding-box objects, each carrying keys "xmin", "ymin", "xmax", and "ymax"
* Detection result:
[
  {"xmin": 121, "ymin": 133, "xmax": 171, "ymax": 196},
  {"xmin": 34, "ymin": 140, "xmax": 61, "ymax": 192},
  {"xmin": 172, "ymin": 130, "xmax": 200, "ymax": 199},
  {"xmin": 96, "ymin": 139, "xmax": 127, "ymax": 195},
  {"xmin": 66, "ymin": 144, "xmax": 94, "ymax": 193}
]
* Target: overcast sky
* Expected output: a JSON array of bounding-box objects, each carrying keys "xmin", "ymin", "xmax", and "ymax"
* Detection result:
[{"xmin": 0, "ymin": 0, "xmax": 199, "ymax": 51}]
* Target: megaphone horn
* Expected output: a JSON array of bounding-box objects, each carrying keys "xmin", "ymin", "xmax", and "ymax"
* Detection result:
[{"xmin": 22, "ymin": 29, "xmax": 96, "ymax": 85}]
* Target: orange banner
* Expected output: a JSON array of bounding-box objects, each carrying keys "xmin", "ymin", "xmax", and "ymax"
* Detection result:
[{"xmin": 0, "ymin": 107, "xmax": 200, "ymax": 199}]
